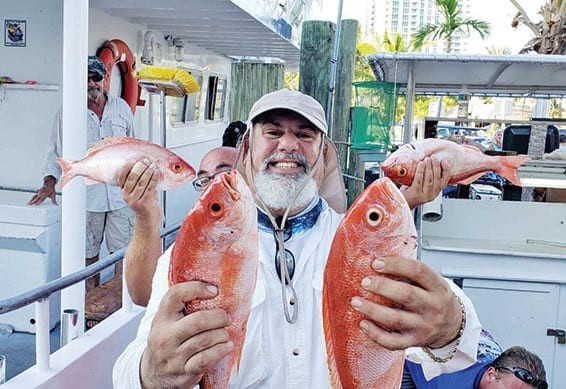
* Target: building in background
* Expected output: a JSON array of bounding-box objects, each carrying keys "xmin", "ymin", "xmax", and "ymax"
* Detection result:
[{"xmin": 361, "ymin": 0, "xmax": 474, "ymax": 54}]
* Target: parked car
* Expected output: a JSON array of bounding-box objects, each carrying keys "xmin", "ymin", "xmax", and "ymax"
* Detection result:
[{"xmin": 469, "ymin": 184, "xmax": 502, "ymax": 200}]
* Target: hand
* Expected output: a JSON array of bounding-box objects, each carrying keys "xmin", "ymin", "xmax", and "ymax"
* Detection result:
[
  {"xmin": 117, "ymin": 160, "xmax": 162, "ymax": 222},
  {"xmin": 140, "ymin": 282, "xmax": 233, "ymax": 389},
  {"xmin": 400, "ymin": 157, "xmax": 450, "ymax": 209},
  {"xmin": 350, "ymin": 257, "xmax": 462, "ymax": 350},
  {"xmin": 28, "ymin": 176, "xmax": 57, "ymax": 205}
]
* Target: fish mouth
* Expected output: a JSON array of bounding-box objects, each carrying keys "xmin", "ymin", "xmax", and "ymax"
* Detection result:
[{"xmin": 221, "ymin": 170, "xmax": 241, "ymax": 201}]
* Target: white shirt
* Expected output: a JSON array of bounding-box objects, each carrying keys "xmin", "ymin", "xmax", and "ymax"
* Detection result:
[
  {"xmin": 113, "ymin": 199, "xmax": 481, "ymax": 388},
  {"xmin": 43, "ymin": 93, "xmax": 134, "ymax": 212}
]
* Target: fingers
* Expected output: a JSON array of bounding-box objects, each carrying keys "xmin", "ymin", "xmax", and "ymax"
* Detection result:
[
  {"xmin": 349, "ymin": 257, "xmax": 460, "ymax": 349},
  {"xmin": 49, "ymin": 192, "xmax": 58, "ymax": 205},
  {"xmin": 121, "ymin": 160, "xmax": 161, "ymax": 212},
  {"xmin": 411, "ymin": 160, "xmax": 425, "ymax": 189},
  {"xmin": 27, "ymin": 194, "xmax": 43, "ymax": 206},
  {"xmin": 181, "ymin": 329, "xmax": 234, "ymax": 377},
  {"xmin": 121, "ymin": 159, "xmax": 152, "ymax": 192},
  {"xmin": 155, "ymin": 281, "xmax": 220, "ymax": 323},
  {"xmin": 141, "ymin": 281, "xmax": 232, "ymax": 388},
  {"xmin": 439, "ymin": 159, "xmax": 451, "ymax": 187},
  {"xmin": 28, "ymin": 185, "xmax": 56, "ymax": 206},
  {"xmin": 370, "ymin": 257, "xmax": 448, "ymax": 293}
]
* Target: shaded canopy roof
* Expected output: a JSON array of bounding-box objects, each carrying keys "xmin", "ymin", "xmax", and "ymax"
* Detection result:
[
  {"xmin": 91, "ymin": 0, "xmax": 301, "ymax": 67},
  {"xmin": 367, "ymin": 52, "xmax": 566, "ymax": 98}
]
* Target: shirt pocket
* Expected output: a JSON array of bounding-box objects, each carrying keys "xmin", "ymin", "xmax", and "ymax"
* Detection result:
[
  {"xmin": 107, "ymin": 115, "xmax": 130, "ymax": 136},
  {"xmin": 231, "ymin": 278, "xmax": 268, "ymax": 388}
]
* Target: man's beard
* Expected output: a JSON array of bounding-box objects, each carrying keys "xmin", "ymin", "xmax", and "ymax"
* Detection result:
[
  {"xmin": 254, "ymin": 152, "xmax": 318, "ymax": 212},
  {"xmin": 88, "ymin": 87, "xmax": 103, "ymax": 102}
]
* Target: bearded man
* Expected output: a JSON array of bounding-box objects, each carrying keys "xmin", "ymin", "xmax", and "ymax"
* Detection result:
[
  {"xmin": 29, "ymin": 55, "xmax": 135, "ymax": 291},
  {"xmin": 114, "ymin": 89, "xmax": 482, "ymax": 388}
]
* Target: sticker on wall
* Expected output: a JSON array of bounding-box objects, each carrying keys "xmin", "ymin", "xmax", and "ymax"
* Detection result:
[{"xmin": 4, "ymin": 19, "xmax": 26, "ymax": 47}]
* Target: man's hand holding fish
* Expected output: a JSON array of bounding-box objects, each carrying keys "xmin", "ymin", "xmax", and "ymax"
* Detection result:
[{"xmin": 399, "ymin": 156, "xmax": 451, "ymax": 210}]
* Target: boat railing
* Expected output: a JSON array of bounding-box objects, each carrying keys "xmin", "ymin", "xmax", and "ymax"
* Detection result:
[{"xmin": 0, "ymin": 222, "xmax": 181, "ymax": 383}]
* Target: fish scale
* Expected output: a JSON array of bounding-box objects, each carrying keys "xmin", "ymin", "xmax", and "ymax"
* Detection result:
[{"xmin": 323, "ymin": 177, "xmax": 417, "ymax": 389}]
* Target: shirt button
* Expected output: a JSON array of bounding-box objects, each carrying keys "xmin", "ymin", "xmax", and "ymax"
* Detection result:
[{"xmin": 292, "ymin": 348, "xmax": 300, "ymax": 356}]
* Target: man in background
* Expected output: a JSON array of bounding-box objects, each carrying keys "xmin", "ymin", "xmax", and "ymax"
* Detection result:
[{"xmin": 28, "ymin": 55, "xmax": 136, "ymax": 292}]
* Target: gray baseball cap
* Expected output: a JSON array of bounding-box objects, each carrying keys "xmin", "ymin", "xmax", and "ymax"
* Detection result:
[
  {"xmin": 248, "ymin": 89, "xmax": 328, "ymax": 135},
  {"xmin": 88, "ymin": 55, "xmax": 107, "ymax": 77}
]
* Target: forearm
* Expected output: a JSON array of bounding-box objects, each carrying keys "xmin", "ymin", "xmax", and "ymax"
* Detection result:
[{"xmin": 125, "ymin": 216, "xmax": 162, "ymax": 306}]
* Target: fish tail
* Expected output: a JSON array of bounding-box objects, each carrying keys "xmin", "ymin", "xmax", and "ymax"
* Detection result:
[
  {"xmin": 495, "ymin": 155, "xmax": 531, "ymax": 186},
  {"xmin": 56, "ymin": 158, "xmax": 75, "ymax": 188}
]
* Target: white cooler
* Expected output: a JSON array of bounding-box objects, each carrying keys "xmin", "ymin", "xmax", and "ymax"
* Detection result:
[{"xmin": 0, "ymin": 190, "xmax": 61, "ymax": 333}]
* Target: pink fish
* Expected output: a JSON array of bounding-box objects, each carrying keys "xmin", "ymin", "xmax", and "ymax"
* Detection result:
[
  {"xmin": 169, "ymin": 170, "xmax": 258, "ymax": 389},
  {"xmin": 381, "ymin": 138, "xmax": 530, "ymax": 186},
  {"xmin": 323, "ymin": 177, "xmax": 417, "ymax": 389},
  {"xmin": 56, "ymin": 137, "xmax": 196, "ymax": 189}
]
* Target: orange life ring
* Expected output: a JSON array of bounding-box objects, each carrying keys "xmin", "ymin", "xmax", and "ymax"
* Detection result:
[{"xmin": 96, "ymin": 39, "xmax": 141, "ymax": 114}]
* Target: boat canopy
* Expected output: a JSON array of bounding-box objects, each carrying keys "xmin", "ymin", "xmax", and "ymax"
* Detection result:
[
  {"xmin": 367, "ymin": 52, "xmax": 566, "ymax": 98},
  {"xmin": 92, "ymin": 0, "xmax": 302, "ymax": 67}
]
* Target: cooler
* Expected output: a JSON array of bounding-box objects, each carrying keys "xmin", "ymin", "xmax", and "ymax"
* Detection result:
[{"xmin": 0, "ymin": 190, "xmax": 61, "ymax": 333}]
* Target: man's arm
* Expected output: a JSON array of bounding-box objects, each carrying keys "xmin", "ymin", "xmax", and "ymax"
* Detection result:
[
  {"xmin": 118, "ymin": 160, "xmax": 162, "ymax": 306},
  {"xmin": 28, "ymin": 110, "xmax": 62, "ymax": 206}
]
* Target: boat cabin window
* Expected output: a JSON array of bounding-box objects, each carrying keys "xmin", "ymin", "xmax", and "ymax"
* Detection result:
[
  {"xmin": 167, "ymin": 70, "xmax": 203, "ymax": 125},
  {"xmin": 205, "ymin": 75, "xmax": 227, "ymax": 121}
]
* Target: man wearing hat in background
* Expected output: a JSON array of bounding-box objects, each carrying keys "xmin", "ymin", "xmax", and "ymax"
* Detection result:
[
  {"xmin": 114, "ymin": 89, "xmax": 482, "ymax": 388},
  {"xmin": 29, "ymin": 55, "xmax": 135, "ymax": 295}
]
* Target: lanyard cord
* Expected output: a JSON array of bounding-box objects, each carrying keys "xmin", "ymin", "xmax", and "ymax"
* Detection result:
[{"xmin": 243, "ymin": 128, "xmax": 326, "ymax": 324}]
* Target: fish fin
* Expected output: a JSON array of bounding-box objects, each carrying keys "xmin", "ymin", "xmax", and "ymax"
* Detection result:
[
  {"xmin": 57, "ymin": 158, "xmax": 75, "ymax": 188},
  {"xmin": 455, "ymin": 172, "xmax": 485, "ymax": 185},
  {"xmin": 84, "ymin": 136, "xmax": 140, "ymax": 157},
  {"xmin": 322, "ymin": 283, "xmax": 343, "ymax": 389},
  {"xmin": 495, "ymin": 155, "xmax": 531, "ymax": 186}
]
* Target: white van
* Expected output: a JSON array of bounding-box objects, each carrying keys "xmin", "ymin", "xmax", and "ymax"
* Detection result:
[{"xmin": 469, "ymin": 184, "xmax": 502, "ymax": 200}]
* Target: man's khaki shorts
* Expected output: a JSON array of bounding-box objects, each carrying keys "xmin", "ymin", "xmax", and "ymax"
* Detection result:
[{"xmin": 86, "ymin": 207, "xmax": 135, "ymax": 258}]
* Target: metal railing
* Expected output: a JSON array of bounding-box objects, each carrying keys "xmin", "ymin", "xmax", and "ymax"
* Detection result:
[{"xmin": 0, "ymin": 222, "xmax": 181, "ymax": 381}]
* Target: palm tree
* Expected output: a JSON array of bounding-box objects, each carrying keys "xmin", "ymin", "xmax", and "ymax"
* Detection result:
[
  {"xmin": 486, "ymin": 46, "xmax": 513, "ymax": 55},
  {"xmin": 413, "ymin": 0, "xmax": 490, "ymax": 53},
  {"xmin": 381, "ymin": 30, "xmax": 414, "ymax": 52},
  {"xmin": 510, "ymin": 0, "xmax": 566, "ymax": 54}
]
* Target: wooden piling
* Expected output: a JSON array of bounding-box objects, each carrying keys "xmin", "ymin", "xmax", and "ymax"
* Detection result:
[{"xmin": 230, "ymin": 62, "xmax": 284, "ymax": 121}]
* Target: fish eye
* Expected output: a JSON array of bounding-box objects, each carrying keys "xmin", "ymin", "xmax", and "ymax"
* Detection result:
[
  {"xmin": 366, "ymin": 207, "xmax": 383, "ymax": 226},
  {"xmin": 399, "ymin": 167, "xmax": 407, "ymax": 176},
  {"xmin": 172, "ymin": 163, "xmax": 182, "ymax": 172},
  {"xmin": 210, "ymin": 202, "xmax": 222, "ymax": 213}
]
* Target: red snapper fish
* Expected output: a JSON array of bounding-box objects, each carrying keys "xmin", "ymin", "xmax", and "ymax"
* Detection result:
[
  {"xmin": 56, "ymin": 137, "xmax": 196, "ymax": 189},
  {"xmin": 168, "ymin": 170, "xmax": 258, "ymax": 389},
  {"xmin": 323, "ymin": 177, "xmax": 417, "ymax": 389},
  {"xmin": 381, "ymin": 138, "xmax": 530, "ymax": 186}
]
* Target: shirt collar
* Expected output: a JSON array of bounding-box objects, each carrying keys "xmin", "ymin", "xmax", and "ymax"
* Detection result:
[{"xmin": 257, "ymin": 197, "xmax": 323, "ymax": 236}]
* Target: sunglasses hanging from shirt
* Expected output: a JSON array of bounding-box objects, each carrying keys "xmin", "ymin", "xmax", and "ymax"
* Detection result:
[{"xmin": 274, "ymin": 230, "xmax": 295, "ymax": 284}]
